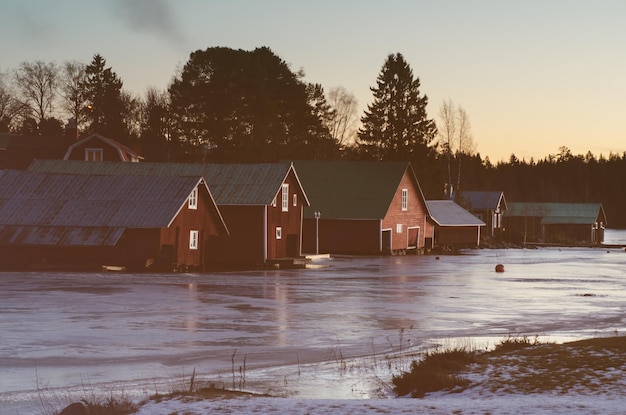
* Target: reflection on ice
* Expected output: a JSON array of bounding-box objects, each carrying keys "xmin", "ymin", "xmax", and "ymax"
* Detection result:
[{"xmin": 2, "ymin": 233, "xmax": 626, "ymax": 411}]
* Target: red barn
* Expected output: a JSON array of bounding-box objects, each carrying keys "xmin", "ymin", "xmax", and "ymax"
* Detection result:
[
  {"xmin": 0, "ymin": 170, "xmax": 227, "ymax": 271},
  {"xmin": 64, "ymin": 133, "xmax": 142, "ymax": 162},
  {"xmin": 293, "ymin": 161, "xmax": 431, "ymax": 255},
  {"xmin": 28, "ymin": 160, "xmax": 309, "ymax": 266}
]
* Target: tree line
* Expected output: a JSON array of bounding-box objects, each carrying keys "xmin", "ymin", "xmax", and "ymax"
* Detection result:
[{"xmin": 2, "ymin": 46, "xmax": 625, "ymax": 227}]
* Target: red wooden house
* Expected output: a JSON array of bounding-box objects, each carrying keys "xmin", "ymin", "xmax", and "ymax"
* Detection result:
[
  {"xmin": 0, "ymin": 170, "xmax": 227, "ymax": 271},
  {"xmin": 458, "ymin": 191, "xmax": 507, "ymax": 237},
  {"xmin": 293, "ymin": 161, "xmax": 431, "ymax": 255},
  {"xmin": 64, "ymin": 133, "xmax": 142, "ymax": 162},
  {"xmin": 29, "ymin": 160, "xmax": 309, "ymax": 266}
]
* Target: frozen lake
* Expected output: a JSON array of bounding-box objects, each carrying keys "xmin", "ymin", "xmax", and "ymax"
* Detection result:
[{"xmin": 2, "ymin": 229, "xmax": 626, "ymax": 412}]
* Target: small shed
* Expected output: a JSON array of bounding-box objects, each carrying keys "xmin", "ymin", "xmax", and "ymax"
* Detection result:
[
  {"xmin": 64, "ymin": 133, "xmax": 142, "ymax": 162},
  {"xmin": 504, "ymin": 202, "xmax": 607, "ymax": 244},
  {"xmin": 458, "ymin": 191, "xmax": 507, "ymax": 237},
  {"xmin": 426, "ymin": 200, "xmax": 485, "ymax": 247},
  {"xmin": 0, "ymin": 170, "xmax": 227, "ymax": 271},
  {"xmin": 293, "ymin": 160, "xmax": 431, "ymax": 255},
  {"xmin": 28, "ymin": 160, "xmax": 309, "ymax": 266}
]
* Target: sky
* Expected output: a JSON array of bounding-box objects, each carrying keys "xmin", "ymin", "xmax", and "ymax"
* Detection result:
[{"xmin": 1, "ymin": 0, "xmax": 625, "ymax": 162}]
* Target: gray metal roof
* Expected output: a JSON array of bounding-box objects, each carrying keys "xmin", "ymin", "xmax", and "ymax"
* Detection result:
[
  {"xmin": 0, "ymin": 170, "xmax": 206, "ymax": 246},
  {"xmin": 426, "ymin": 200, "xmax": 486, "ymax": 227},
  {"xmin": 292, "ymin": 160, "xmax": 427, "ymax": 220},
  {"xmin": 28, "ymin": 160, "xmax": 303, "ymax": 206},
  {"xmin": 458, "ymin": 191, "xmax": 507, "ymax": 211},
  {"xmin": 506, "ymin": 202, "xmax": 606, "ymax": 226}
]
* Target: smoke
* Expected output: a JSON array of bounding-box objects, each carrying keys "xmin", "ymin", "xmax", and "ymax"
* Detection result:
[{"xmin": 111, "ymin": 0, "xmax": 186, "ymax": 47}]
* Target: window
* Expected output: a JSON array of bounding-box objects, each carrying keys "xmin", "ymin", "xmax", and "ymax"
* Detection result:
[
  {"xmin": 276, "ymin": 227, "xmax": 282, "ymax": 239},
  {"xmin": 401, "ymin": 189, "xmax": 408, "ymax": 211},
  {"xmin": 396, "ymin": 224, "xmax": 403, "ymax": 234},
  {"xmin": 85, "ymin": 148, "xmax": 103, "ymax": 161},
  {"xmin": 293, "ymin": 193, "xmax": 297, "ymax": 207},
  {"xmin": 281, "ymin": 184, "xmax": 289, "ymax": 212},
  {"xmin": 189, "ymin": 230, "xmax": 199, "ymax": 250},
  {"xmin": 188, "ymin": 187, "xmax": 198, "ymax": 210}
]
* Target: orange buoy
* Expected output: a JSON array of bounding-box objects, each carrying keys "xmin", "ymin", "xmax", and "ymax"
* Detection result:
[{"xmin": 495, "ymin": 264, "xmax": 505, "ymax": 273}]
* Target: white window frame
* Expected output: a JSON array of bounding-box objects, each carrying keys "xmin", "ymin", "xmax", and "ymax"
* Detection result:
[
  {"xmin": 85, "ymin": 148, "xmax": 103, "ymax": 161},
  {"xmin": 188, "ymin": 187, "xmax": 198, "ymax": 210},
  {"xmin": 401, "ymin": 188, "xmax": 408, "ymax": 211},
  {"xmin": 281, "ymin": 184, "xmax": 289, "ymax": 212},
  {"xmin": 276, "ymin": 227, "xmax": 282, "ymax": 240},
  {"xmin": 396, "ymin": 224, "xmax": 403, "ymax": 234},
  {"xmin": 189, "ymin": 230, "xmax": 199, "ymax": 250}
]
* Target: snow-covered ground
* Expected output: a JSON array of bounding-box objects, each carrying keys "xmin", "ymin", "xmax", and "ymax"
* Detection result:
[
  {"xmin": 134, "ymin": 394, "xmax": 626, "ymax": 415},
  {"xmin": 2, "ymin": 230, "xmax": 626, "ymax": 414}
]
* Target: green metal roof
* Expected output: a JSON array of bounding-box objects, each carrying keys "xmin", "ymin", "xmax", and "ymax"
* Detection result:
[
  {"xmin": 506, "ymin": 202, "xmax": 606, "ymax": 226},
  {"xmin": 28, "ymin": 160, "xmax": 306, "ymax": 206},
  {"xmin": 292, "ymin": 160, "xmax": 424, "ymax": 220}
]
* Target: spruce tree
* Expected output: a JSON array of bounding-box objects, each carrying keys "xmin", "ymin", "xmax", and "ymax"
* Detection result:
[{"xmin": 358, "ymin": 53, "xmax": 437, "ymax": 162}]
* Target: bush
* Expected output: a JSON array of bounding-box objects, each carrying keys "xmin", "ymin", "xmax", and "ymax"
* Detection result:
[{"xmin": 392, "ymin": 347, "xmax": 477, "ymax": 397}]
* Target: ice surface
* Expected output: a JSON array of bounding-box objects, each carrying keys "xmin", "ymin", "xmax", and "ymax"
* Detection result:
[{"xmin": 2, "ymin": 229, "xmax": 626, "ymax": 413}]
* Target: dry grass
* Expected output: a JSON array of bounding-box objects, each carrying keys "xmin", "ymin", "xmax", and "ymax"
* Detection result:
[{"xmin": 394, "ymin": 335, "xmax": 626, "ymax": 398}]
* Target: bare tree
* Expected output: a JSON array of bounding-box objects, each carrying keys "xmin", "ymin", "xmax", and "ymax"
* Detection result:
[
  {"xmin": 13, "ymin": 60, "xmax": 59, "ymax": 125},
  {"xmin": 437, "ymin": 99, "xmax": 476, "ymax": 197},
  {"xmin": 456, "ymin": 106, "xmax": 475, "ymax": 154},
  {"xmin": 438, "ymin": 98, "xmax": 456, "ymax": 196},
  {"xmin": 0, "ymin": 70, "xmax": 26, "ymax": 132},
  {"xmin": 455, "ymin": 105, "xmax": 475, "ymax": 193},
  {"xmin": 59, "ymin": 60, "xmax": 87, "ymax": 137},
  {"xmin": 327, "ymin": 86, "xmax": 358, "ymax": 148}
]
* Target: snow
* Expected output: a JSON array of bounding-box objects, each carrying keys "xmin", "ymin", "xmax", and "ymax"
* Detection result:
[{"xmin": 134, "ymin": 394, "xmax": 626, "ymax": 415}]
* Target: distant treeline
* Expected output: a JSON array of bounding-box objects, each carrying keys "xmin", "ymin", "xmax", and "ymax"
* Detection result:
[{"xmin": 448, "ymin": 149, "xmax": 626, "ymax": 229}]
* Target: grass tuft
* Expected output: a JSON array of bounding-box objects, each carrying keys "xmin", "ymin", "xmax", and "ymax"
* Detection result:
[
  {"xmin": 392, "ymin": 347, "xmax": 478, "ymax": 397},
  {"xmin": 493, "ymin": 334, "xmax": 542, "ymax": 353}
]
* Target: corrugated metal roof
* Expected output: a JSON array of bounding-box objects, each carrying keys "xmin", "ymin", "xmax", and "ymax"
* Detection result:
[
  {"xmin": 458, "ymin": 191, "xmax": 506, "ymax": 211},
  {"xmin": 29, "ymin": 160, "xmax": 297, "ymax": 206},
  {"xmin": 506, "ymin": 202, "xmax": 606, "ymax": 226},
  {"xmin": 0, "ymin": 225, "xmax": 124, "ymax": 246},
  {"xmin": 426, "ymin": 200, "xmax": 486, "ymax": 227},
  {"xmin": 292, "ymin": 160, "xmax": 421, "ymax": 220},
  {"xmin": 0, "ymin": 170, "xmax": 205, "ymax": 246}
]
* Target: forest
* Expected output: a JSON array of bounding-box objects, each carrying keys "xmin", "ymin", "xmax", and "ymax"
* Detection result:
[{"xmin": 1, "ymin": 47, "xmax": 625, "ymax": 227}]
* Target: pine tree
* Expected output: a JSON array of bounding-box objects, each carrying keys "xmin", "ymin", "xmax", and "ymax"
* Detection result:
[
  {"xmin": 358, "ymin": 53, "xmax": 437, "ymax": 162},
  {"xmin": 82, "ymin": 54, "xmax": 129, "ymax": 143}
]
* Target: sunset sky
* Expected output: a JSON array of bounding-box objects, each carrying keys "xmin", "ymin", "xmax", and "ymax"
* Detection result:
[{"xmin": 2, "ymin": 0, "xmax": 625, "ymax": 162}]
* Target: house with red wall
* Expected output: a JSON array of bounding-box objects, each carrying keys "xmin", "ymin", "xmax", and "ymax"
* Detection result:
[
  {"xmin": 0, "ymin": 169, "xmax": 227, "ymax": 271},
  {"xmin": 292, "ymin": 161, "xmax": 432, "ymax": 255},
  {"xmin": 29, "ymin": 160, "xmax": 309, "ymax": 266},
  {"xmin": 457, "ymin": 190, "xmax": 507, "ymax": 237},
  {"xmin": 64, "ymin": 133, "xmax": 142, "ymax": 162}
]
